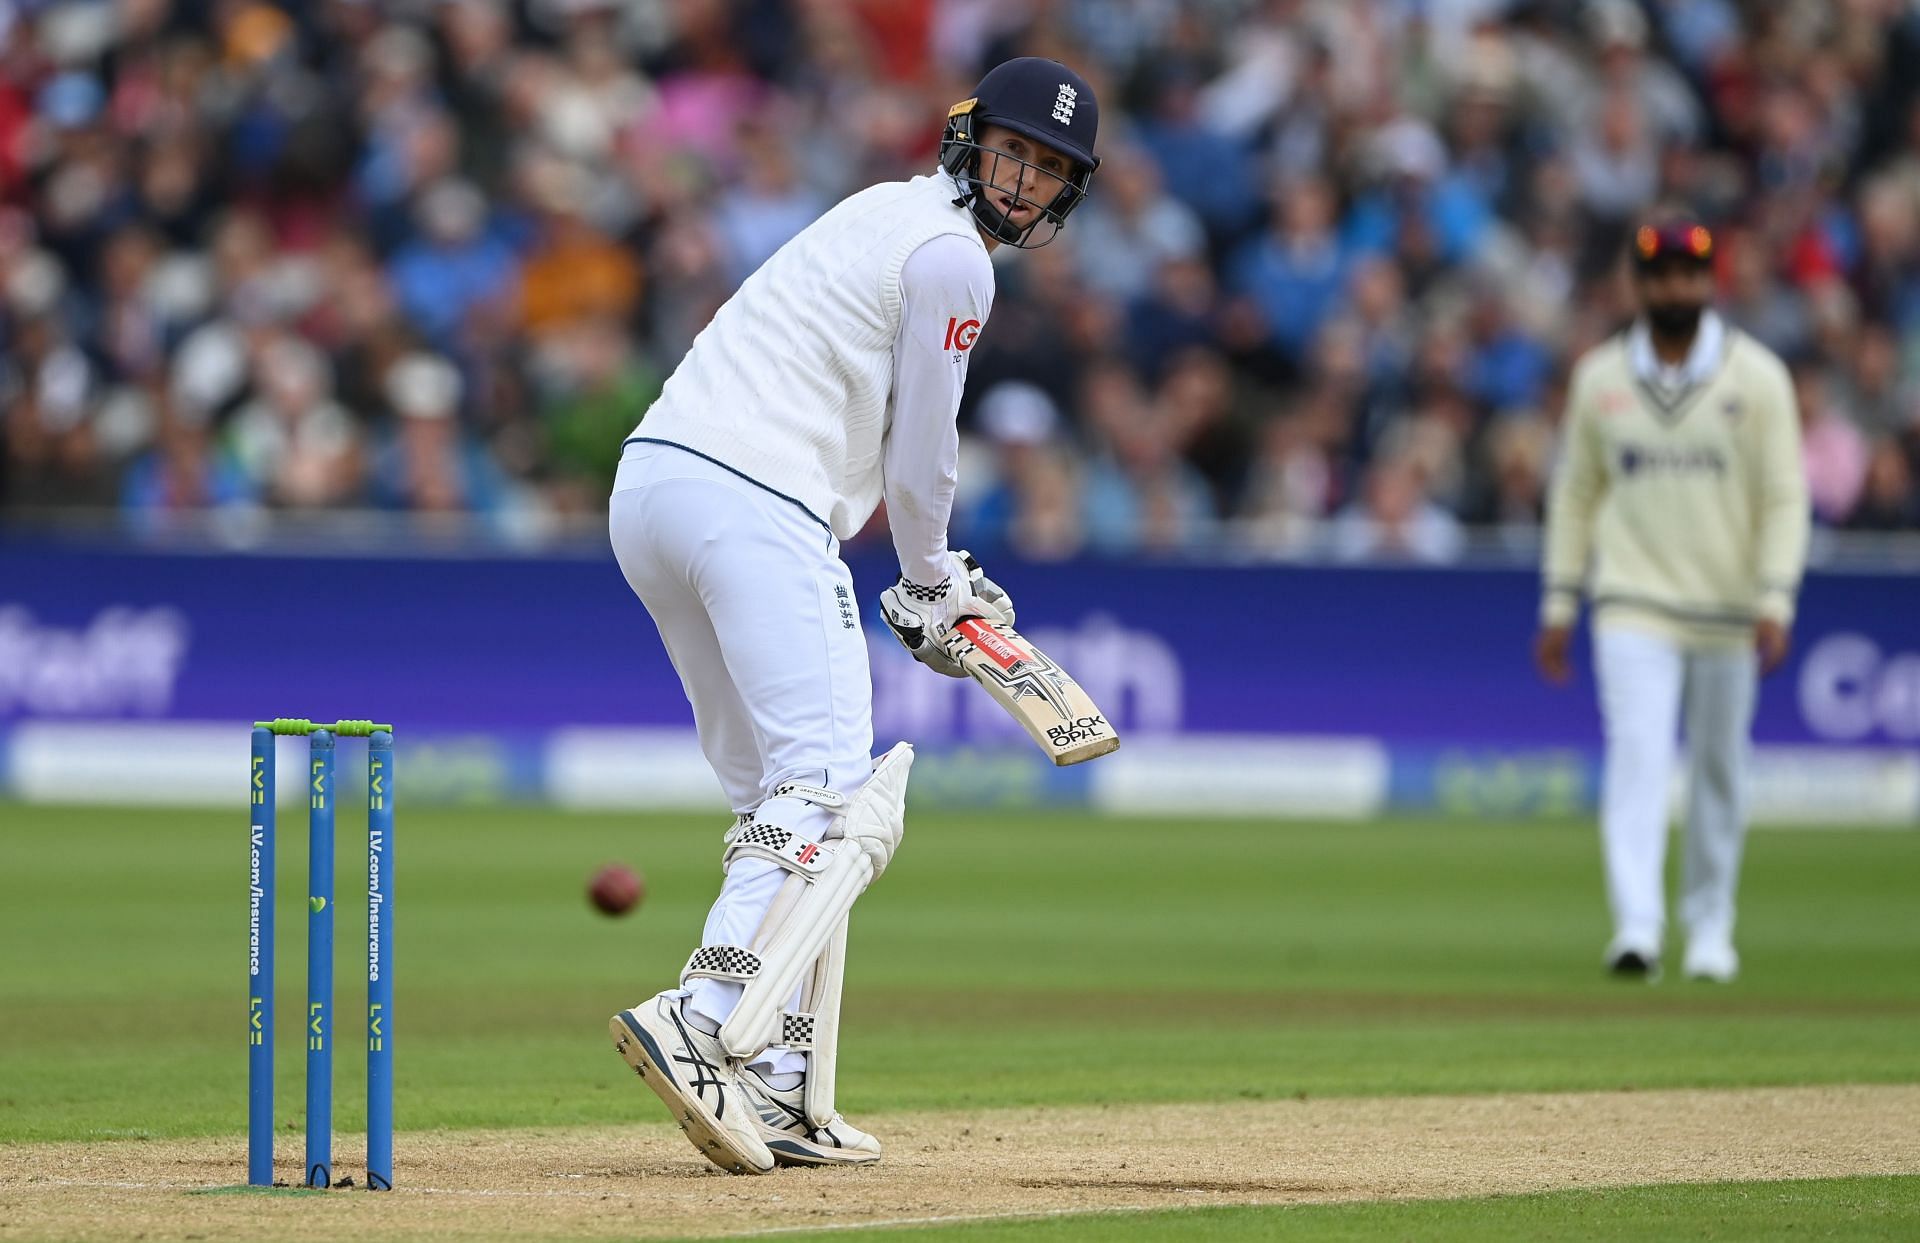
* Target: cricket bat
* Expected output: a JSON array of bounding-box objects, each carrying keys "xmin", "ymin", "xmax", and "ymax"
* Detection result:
[{"xmin": 943, "ymin": 617, "xmax": 1120, "ymax": 766}]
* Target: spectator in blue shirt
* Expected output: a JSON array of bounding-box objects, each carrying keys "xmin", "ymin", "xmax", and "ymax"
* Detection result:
[
  {"xmin": 1134, "ymin": 68, "xmax": 1262, "ymax": 245},
  {"xmin": 1461, "ymin": 282, "xmax": 1552, "ymax": 414},
  {"xmin": 1230, "ymin": 175, "xmax": 1349, "ymax": 365},
  {"xmin": 386, "ymin": 179, "xmax": 520, "ymax": 351},
  {"xmin": 1344, "ymin": 118, "xmax": 1492, "ymax": 268}
]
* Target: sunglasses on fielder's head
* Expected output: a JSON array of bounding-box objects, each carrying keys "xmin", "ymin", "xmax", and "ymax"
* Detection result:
[{"xmin": 1632, "ymin": 221, "xmax": 1714, "ymax": 271}]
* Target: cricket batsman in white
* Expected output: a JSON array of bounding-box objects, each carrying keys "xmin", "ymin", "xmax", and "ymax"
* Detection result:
[
  {"xmin": 1537, "ymin": 219, "xmax": 1808, "ymax": 984},
  {"xmin": 604, "ymin": 59, "xmax": 1100, "ymax": 1173}
]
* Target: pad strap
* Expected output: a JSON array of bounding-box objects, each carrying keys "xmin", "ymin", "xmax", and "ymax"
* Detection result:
[
  {"xmin": 780, "ymin": 1011, "xmax": 816, "ymax": 1050},
  {"xmin": 772, "ymin": 781, "xmax": 847, "ymax": 809},
  {"xmin": 726, "ymin": 822, "xmax": 834, "ymax": 876},
  {"xmin": 681, "ymin": 943, "xmax": 762, "ymax": 985}
]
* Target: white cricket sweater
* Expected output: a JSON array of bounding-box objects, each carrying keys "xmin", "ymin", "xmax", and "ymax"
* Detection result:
[
  {"xmin": 629, "ymin": 171, "xmax": 990, "ymax": 545},
  {"xmin": 1542, "ymin": 314, "xmax": 1810, "ymax": 647}
]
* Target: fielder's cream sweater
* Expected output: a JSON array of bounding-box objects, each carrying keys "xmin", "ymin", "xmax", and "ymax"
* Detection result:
[{"xmin": 1542, "ymin": 315, "xmax": 1809, "ymax": 647}]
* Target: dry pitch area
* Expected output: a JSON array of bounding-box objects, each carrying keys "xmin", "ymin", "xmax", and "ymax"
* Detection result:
[{"xmin": 3, "ymin": 1084, "xmax": 1915, "ymax": 1240}]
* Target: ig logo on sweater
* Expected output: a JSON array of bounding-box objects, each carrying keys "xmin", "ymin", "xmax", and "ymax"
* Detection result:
[{"xmin": 944, "ymin": 318, "xmax": 981, "ymax": 351}]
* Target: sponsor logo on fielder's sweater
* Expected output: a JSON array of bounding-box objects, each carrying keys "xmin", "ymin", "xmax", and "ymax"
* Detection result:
[{"xmin": 1617, "ymin": 443, "xmax": 1727, "ymax": 477}]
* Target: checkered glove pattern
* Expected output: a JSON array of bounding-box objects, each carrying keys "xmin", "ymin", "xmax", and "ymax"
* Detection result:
[{"xmin": 878, "ymin": 549, "xmax": 1015, "ymax": 678}]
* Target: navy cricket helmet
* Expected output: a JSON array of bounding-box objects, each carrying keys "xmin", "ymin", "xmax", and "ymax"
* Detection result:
[{"xmin": 941, "ymin": 57, "xmax": 1101, "ymax": 249}]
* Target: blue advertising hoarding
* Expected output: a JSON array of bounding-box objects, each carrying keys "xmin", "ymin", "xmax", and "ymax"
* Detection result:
[{"xmin": 3, "ymin": 536, "xmax": 1916, "ymax": 749}]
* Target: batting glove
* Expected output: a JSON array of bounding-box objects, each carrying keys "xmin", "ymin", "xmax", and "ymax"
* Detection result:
[{"xmin": 879, "ymin": 550, "xmax": 1015, "ymax": 678}]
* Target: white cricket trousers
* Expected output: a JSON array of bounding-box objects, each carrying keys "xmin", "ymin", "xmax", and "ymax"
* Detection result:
[
  {"xmin": 609, "ymin": 441, "xmax": 875, "ymax": 1059},
  {"xmin": 1592, "ymin": 624, "xmax": 1758, "ymax": 950}
]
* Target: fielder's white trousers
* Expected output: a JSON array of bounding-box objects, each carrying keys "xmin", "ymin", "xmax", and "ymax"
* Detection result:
[
  {"xmin": 610, "ymin": 442, "xmax": 875, "ymax": 1066},
  {"xmin": 1592, "ymin": 624, "xmax": 1757, "ymax": 952}
]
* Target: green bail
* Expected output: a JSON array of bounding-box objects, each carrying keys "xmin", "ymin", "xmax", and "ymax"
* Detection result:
[{"xmin": 252, "ymin": 718, "xmax": 395, "ymax": 736}]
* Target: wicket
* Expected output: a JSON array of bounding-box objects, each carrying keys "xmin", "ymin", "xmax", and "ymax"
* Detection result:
[{"xmin": 249, "ymin": 718, "xmax": 394, "ymax": 1190}]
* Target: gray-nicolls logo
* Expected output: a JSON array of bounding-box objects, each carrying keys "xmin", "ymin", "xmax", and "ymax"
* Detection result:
[{"xmin": 1051, "ymin": 83, "xmax": 1078, "ymax": 125}]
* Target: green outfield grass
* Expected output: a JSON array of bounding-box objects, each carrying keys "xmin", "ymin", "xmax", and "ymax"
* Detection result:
[
  {"xmin": 752, "ymin": 1176, "xmax": 1920, "ymax": 1242},
  {"xmin": 2, "ymin": 801, "xmax": 1916, "ymax": 1142}
]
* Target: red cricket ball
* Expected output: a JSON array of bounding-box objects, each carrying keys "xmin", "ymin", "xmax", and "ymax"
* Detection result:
[{"xmin": 588, "ymin": 863, "xmax": 644, "ymax": 916}]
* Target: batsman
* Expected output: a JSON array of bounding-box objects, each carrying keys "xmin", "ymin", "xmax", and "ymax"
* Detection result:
[{"xmin": 605, "ymin": 59, "xmax": 1101, "ymax": 1173}]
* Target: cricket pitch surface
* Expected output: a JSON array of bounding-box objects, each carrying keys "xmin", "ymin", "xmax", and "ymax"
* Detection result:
[{"xmin": 4, "ymin": 1084, "xmax": 1916, "ymax": 1239}]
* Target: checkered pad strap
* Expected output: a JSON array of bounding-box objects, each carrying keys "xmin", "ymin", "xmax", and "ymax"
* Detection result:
[
  {"xmin": 780, "ymin": 1011, "xmax": 816, "ymax": 1050},
  {"xmin": 772, "ymin": 781, "xmax": 847, "ymax": 810},
  {"xmin": 725, "ymin": 822, "xmax": 834, "ymax": 877},
  {"xmin": 681, "ymin": 944, "xmax": 762, "ymax": 985}
]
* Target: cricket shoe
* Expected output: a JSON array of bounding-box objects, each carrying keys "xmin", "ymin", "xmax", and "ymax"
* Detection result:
[
  {"xmin": 1682, "ymin": 934, "xmax": 1739, "ymax": 983},
  {"xmin": 610, "ymin": 993, "xmax": 775, "ymax": 1175},
  {"xmin": 739, "ymin": 1066, "xmax": 882, "ymax": 1168},
  {"xmin": 1604, "ymin": 935, "xmax": 1662, "ymax": 982}
]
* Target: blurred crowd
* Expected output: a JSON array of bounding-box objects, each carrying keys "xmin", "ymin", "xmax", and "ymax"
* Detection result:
[{"xmin": 5, "ymin": 0, "xmax": 1920, "ymax": 557}]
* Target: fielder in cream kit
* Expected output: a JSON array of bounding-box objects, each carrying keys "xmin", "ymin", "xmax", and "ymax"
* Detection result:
[
  {"xmin": 605, "ymin": 59, "xmax": 1101, "ymax": 1173},
  {"xmin": 1537, "ymin": 220, "xmax": 1808, "ymax": 984}
]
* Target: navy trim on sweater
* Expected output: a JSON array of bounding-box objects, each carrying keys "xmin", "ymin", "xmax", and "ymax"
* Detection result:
[{"xmin": 622, "ymin": 437, "xmax": 834, "ymax": 536}]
